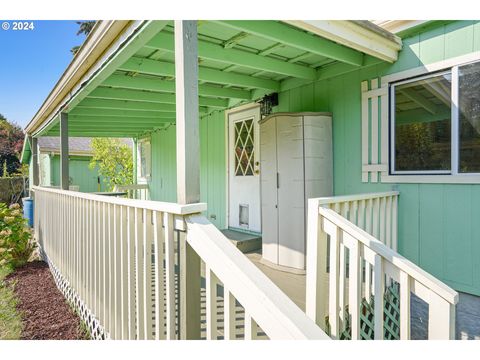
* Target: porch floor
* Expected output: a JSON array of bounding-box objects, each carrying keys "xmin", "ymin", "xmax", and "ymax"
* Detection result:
[{"xmin": 244, "ymin": 249, "xmax": 480, "ymax": 340}]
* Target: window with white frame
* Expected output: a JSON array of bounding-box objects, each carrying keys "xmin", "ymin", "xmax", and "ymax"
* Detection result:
[
  {"xmin": 138, "ymin": 139, "xmax": 151, "ymax": 181},
  {"xmin": 391, "ymin": 61, "xmax": 480, "ymax": 175}
]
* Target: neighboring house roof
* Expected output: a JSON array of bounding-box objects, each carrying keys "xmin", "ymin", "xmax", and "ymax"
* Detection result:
[{"xmin": 21, "ymin": 137, "xmax": 132, "ymax": 164}]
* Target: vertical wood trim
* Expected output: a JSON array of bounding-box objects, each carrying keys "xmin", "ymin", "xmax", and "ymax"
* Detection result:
[
  {"xmin": 370, "ymin": 79, "xmax": 379, "ymax": 183},
  {"xmin": 60, "ymin": 112, "xmax": 69, "ymax": 190},
  {"xmin": 175, "ymin": 20, "xmax": 200, "ymax": 204},
  {"xmin": 380, "ymin": 87, "xmax": 389, "ymax": 176},
  {"xmin": 361, "ymin": 81, "xmax": 369, "ymax": 183}
]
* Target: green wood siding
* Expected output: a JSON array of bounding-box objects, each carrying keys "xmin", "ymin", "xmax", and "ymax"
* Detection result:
[
  {"xmin": 148, "ymin": 111, "xmax": 226, "ymax": 229},
  {"xmin": 143, "ymin": 20, "xmax": 480, "ymax": 296},
  {"xmin": 50, "ymin": 155, "xmax": 105, "ymax": 193},
  {"xmin": 271, "ymin": 20, "xmax": 480, "ymax": 295}
]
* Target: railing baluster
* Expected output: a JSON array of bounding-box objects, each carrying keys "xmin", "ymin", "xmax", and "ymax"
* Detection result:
[
  {"xmin": 338, "ymin": 231, "xmax": 346, "ymax": 324},
  {"xmin": 153, "ymin": 211, "xmax": 166, "ymax": 340},
  {"xmin": 127, "ymin": 206, "xmax": 136, "ymax": 339},
  {"xmin": 206, "ymin": 266, "xmax": 218, "ymax": 340},
  {"xmin": 379, "ymin": 196, "xmax": 386, "ymax": 245},
  {"xmin": 143, "ymin": 209, "xmax": 154, "ymax": 339},
  {"xmin": 135, "ymin": 207, "xmax": 145, "ymax": 340},
  {"xmin": 399, "ymin": 271, "xmax": 411, "ymax": 339},
  {"xmin": 392, "ymin": 195, "xmax": 398, "ymax": 252},
  {"xmin": 365, "ymin": 198, "xmax": 372, "ymax": 235},
  {"xmin": 114, "ymin": 204, "xmax": 122, "ymax": 338},
  {"xmin": 223, "ymin": 287, "xmax": 236, "ymax": 340},
  {"xmin": 328, "ymin": 223, "xmax": 340, "ymax": 338},
  {"xmin": 244, "ymin": 312, "xmax": 258, "ymax": 340},
  {"xmin": 164, "ymin": 212, "xmax": 176, "ymax": 340},
  {"xmin": 373, "ymin": 254, "xmax": 384, "ymax": 340},
  {"xmin": 372, "ymin": 197, "xmax": 380, "ymax": 239},
  {"xmin": 385, "ymin": 196, "xmax": 392, "ymax": 249},
  {"xmin": 347, "ymin": 235, "xmax": 361, "ymax": 339}
]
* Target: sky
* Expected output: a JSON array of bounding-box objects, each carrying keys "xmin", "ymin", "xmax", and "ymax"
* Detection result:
[{"xmin": 0, "ymin": 20, "xmax": 87, "ymax": 129}]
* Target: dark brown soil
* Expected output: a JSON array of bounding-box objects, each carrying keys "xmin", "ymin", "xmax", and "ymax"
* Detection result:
[{"xmin": 6, "ymin": 261, "xmax": 88, "ymax": 340}]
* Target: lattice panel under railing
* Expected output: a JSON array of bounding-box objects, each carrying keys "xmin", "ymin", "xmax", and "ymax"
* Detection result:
[{"xmin": 325, "ymin": 283, "xmax": 401, "ymax": 340}]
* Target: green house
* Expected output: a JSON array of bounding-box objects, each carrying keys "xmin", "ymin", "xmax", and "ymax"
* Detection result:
[
  {"xmin": 23, "ymin": 20, "xmax": 480, "ymax": 340},
  {"xmin": 21, "ymin": 137, "xmax": 109, "ymax": 192}
]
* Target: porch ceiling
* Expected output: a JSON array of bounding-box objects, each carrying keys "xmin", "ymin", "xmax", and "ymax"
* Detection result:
[{"xmin": 39, "ymin": 20, "xmax": 401, "ymax": 139}]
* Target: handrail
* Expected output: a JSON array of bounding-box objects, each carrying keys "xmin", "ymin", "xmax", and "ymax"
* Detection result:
[
  {"xmin": 320, "ymin": 207, "xmax": 457, "ymax": 304},
  {"xmin": 32, "ymin": 185, "xmax": 203, "ymax": 215},
  {"xmin": 33, "ymin": 185, "xmax": 328, "ymax": 340},
  {"xmin": 312, "ymin": 191, "xmax": 399, "ymax": 250},
  {"xmin": 306, "ymin": 196, "xmax": 458, "ymax": 340},
  {"xmin": 316, "ymin": 191, "xmax": 400, "ymax": 206},
  {"xmin": 185, "ymin": 214, "xmax": 330, "ymax": 340}
]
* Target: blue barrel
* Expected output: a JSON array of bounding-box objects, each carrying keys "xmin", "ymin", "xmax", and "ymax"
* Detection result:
[{"xmin": 22, "ymin": 197, "xmax": 34, "ymax": 227}]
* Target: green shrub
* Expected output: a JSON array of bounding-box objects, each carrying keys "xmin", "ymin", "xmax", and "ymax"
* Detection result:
[{"xmin": 0, "ymin": 203, "xmax": 35, "ymax": 270}]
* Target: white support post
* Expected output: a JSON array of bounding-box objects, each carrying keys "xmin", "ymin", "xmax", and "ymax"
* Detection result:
[
  {"xmin": 306, "ymin": 200, "xmax": 327, "ymax": 329},
  {"xmin": 175, "ymin": 20, "xmax": 200, "ymax": 205},
  {"xmin": 60, "ymin": 112, "xmax": 69, "ymax": 190},
  {"xmin": 30, "ymin": 136, "xmax": 39, "ymax": 188},
  {"xmin": 174, "ymin": 20, "xmax": 202, "ymax": 340}
]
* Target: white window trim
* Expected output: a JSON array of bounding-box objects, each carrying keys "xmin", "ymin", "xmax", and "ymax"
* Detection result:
[
  {"xmin": 381, "ymin": 50, "xmax": 480, "ymax": 184},
  {"xmin": 389, "ymin": 70, "xmax": 453, "ymax": 176},
  {"xmin": 137, "ymin": 137, "xmax": 151, "ymax": 184}
]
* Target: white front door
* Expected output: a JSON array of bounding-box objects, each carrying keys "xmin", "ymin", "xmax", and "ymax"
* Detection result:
[{"xmin": 228, "ymin": 106, "xmax": 261, "ymax": 233}]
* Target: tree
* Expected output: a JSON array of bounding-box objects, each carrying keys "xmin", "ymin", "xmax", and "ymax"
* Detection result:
[
  {"xmin": 71, "ymin": 21, "xmax": 96, "ymax": 55},
  {"xmin": 89, "ymin": 138, "xmax": 133, "ymax": 191},
  {"xmin": 0, "ymin": 116, "xmax": 24, "ymax": 176}
]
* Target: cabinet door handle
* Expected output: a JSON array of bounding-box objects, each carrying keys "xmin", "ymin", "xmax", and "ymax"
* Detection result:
[{"xmin": 276, "ymin": 172, "xmax": 279, "ymax": 189}]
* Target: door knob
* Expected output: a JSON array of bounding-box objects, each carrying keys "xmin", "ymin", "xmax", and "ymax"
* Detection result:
[{"xmin": 254, "ymin": 169, "xmax": 260, "ymax": 175}]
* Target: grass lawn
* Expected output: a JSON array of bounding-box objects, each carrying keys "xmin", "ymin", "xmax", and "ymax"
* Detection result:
[{"xmin": 0, "ymin": 266, "xmax": 22, "ymax": 339}]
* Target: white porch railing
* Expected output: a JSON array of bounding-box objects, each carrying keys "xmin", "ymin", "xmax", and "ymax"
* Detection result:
[
  {"xmin": 306, "ymin": 195, "xmax": 459, "ymax": 339},
  {"xmin": 316, "ymin": 191, "xmax": 399, "ymax": 250},
  {"xmin": 113, "ymin": 184, "xmax": 150, "ymax": 200},
  {"xmin": 33, "ymin": 185, "xmax": 328, "ymax": 340}
]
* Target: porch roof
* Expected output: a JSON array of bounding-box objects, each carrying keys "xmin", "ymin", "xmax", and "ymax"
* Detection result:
[{"xmin": 25, "ymin": 20, "xmax": 402, "ymax": 139}]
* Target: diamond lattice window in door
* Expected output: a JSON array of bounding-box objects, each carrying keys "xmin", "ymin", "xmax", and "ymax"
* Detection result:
[{"xmin": 234, "ymin": 118, "xmax": 255, "ymax": 176}]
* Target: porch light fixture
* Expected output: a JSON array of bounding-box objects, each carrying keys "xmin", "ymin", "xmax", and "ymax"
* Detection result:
[{"xmin": 258, "ymin": 93, "xmax": 279, "ymax": 116}]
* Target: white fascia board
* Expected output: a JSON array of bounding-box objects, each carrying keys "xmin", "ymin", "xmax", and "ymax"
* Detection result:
[{"xmin": 284, "ymin": 20, "xmax": 402, "ymax": 63}]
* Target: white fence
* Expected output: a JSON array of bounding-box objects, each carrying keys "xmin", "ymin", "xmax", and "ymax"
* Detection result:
[
  {"xmin": 306, "ymin": 195, "xmax": 458, "ymax": 339},
  {"xmin": 316, "ymin": 191, "xmax": 399, "ymax": 250},
  {"xmin": 33, "ymin": 185, "xmax": 328, "ymax": 340}
]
